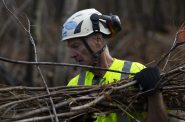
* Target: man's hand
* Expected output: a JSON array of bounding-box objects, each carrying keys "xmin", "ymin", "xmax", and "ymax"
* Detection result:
[{"xmin": 134, "ymin": 67, "xmax": 160, "ymax": 96}]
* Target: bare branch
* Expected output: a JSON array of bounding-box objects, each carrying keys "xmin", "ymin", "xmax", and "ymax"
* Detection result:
[
  {"xmin": 0, "ymin": 56, "xmax": 132, "ymax": 75},
  {"xmin": 25, "ymin": 13, "xmax": 59, "ymax": 122},
  {"xmin": 2, "ymin": 1, "xmax": 59, "ymax": 121},
  {"xmin": 2, "ymin": 0, "xmax": 29, "ymax": 32}
]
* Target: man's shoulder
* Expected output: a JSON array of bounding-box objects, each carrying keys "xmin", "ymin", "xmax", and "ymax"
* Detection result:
[
  {"xmin": 114, "ymin": 58, "xmax": 146, "ymax": 72},
  {"xmin": 130, "ymin": 61, "xmax": 146, "ymax": 73},
  {"xmin": 114, "ymin": 58, "xmax": 145, "ymax": 66}
]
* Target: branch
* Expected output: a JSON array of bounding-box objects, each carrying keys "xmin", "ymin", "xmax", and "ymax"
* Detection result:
[
  {"xmin": 156, "ymin": 25, "xmax": 185, "ymax": 67},
  {"xmin": 2, "ymin": 1, "xmax": 59, "ymax": 121},
  {"xmin": 0, "ymin": 77, "xmax": 184, "ymax": 121},
  {"xmin": 168, "ymin": 113, "xmax": 185, "ymax": 121},
  {"xmin": 0, "ymin": 56, "xmax": 133, "ymax": 75}
]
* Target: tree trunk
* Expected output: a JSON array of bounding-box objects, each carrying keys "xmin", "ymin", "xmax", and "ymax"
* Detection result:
[{"xmin": 53, "ymin": 0, "xmax": 78, "ymax": 86}]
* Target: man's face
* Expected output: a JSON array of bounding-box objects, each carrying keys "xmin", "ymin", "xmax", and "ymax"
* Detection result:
[{"xmin": 67, "ymin": 35, "xmax": 101, "ymax": 65}]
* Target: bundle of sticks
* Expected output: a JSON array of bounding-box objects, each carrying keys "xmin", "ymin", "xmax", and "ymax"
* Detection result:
[{"xmin": 0, "ymin": 63, "xmax": 184, "ymax": 122}]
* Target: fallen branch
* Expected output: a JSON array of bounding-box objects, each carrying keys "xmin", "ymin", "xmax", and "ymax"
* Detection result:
[
  {"xmin": 0, "ymin": 72, "xmax": 184, "ymax": 121},
  {"xmin": 0, "ymin": 56, "xmax": 132, "ymax": 75}
]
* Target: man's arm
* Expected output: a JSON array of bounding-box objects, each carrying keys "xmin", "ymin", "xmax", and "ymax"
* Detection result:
[
  {"xmin": 147, "ymin": 93, "xmax": 168, "ymax": 122},
  {"xmin": 134, "ymin": 67, "xmax": 169, "ymax": 122}
]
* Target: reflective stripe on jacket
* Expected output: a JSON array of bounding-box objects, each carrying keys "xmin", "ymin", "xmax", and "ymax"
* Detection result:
[{"xmin": 67, "ymin": 58, "xmax": 146, "ymax": 122}]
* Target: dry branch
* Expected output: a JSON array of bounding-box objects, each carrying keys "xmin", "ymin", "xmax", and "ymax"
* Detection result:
[
  {"xmin": 2, "ymin": 0, "xmax": 59, "ymax": 121},
  {"xmin": 0, "ymin": 68, "xmax": 185, "ymax": 121}
]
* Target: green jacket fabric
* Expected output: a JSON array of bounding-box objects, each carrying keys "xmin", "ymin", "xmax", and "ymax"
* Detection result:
[{"xmin": 67, "ymin": 58, "xmax": 146, "ymax": 122}]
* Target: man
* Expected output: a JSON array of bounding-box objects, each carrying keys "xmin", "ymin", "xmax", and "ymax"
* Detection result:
[{"xmin": 61, "ymin": 8, "xmax": 168, "ymax": 122}]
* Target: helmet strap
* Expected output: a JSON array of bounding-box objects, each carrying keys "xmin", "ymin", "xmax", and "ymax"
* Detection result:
[{"xmin": 81, "ymin": 38, "xmax": 106, "ymax": 66}]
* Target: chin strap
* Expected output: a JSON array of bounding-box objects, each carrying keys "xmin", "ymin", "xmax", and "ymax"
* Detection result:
[{"xmin": 81, "ymin": 38, "xmax": 106, "ymax": 65}]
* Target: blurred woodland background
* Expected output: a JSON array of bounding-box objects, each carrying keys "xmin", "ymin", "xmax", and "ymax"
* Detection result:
[{"xmin": 0, "ymin": 0, "xmax": 185, "ymax": 87}]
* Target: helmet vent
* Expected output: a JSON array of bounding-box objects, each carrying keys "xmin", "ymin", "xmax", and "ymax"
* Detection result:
[{"xmin": 74, "ymin": 21, "xmax": 83, "ymax": 34}]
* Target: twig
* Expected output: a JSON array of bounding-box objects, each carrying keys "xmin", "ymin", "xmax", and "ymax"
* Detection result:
[
  {"xmin": 113, "ymin": 80, "xmax": 137, "ymax": 90},
  {"xmin": 2, "ymin": 0, "xmax": 28, "ymax": 32},
  {"xmin": 2, "ymin": 104, "xmax": 17, "ymax": 117},
  {"xmin": 26, "ymin": 12, "xmax": 59, "ymax": 122},
  {"xmin": 7, "ymin": 96, "xmax": 92, "ymax": 121},
  {"xmin": 156, "ymin": 27, "xmax": 185, "ymax": 67},
  {"xmin": 71, "ymin": 90, "xmax": 112, "ymax": 111},
  {"xmin": 0, "ymin": 85, "xmax": 91, "ymax": 92},
  {"xmin": 2, "ymin": 1, "xmax": 59, "ymax": 121},
  {"xmin": 0, "ymin": 56, "xmax": 133, "ymax": 75},
  {"xmin": 114, "ymin": 102, "xmax": 141, "ymax": 122},
  {"xmin": 168, "ymin": 113, "xmax": 185, "ymax": 121},
  {"xmin": 0, "ymin": 0, "xmax": 31, "ymax": 37},
  {"xmin": 0, "ymin": 86, "xmax": 100, "ymax": 110},
  {"xmin": 71, "ymin": 81, "xmax": 137, "ymax": 111},
  {"xmin": 162, "ymin": 39, "xmax": 176, "ymax": 70},
  {"xmin": 0, "ymin": 77, "xmax": 184, "ymax": 121},
  {"xmin": 12, "ymin": 111, "xmax": 86, "ymax": 122},
  {"xmin": 156, "ymin": 42, "xmax": 185, "ymax": 67}
]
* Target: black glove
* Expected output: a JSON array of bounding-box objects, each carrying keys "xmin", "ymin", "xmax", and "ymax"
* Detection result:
[
  {"xmin": 134, "ymin": 67, "xmax": 160, "ymax": 96},
  {"xmin": 68, "ymin": 113, "xmax": 96, "ymax": 122}
]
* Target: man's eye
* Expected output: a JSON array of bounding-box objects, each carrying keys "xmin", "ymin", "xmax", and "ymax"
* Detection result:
[{"xmin": 72, "ymin": 44, "xmax": 79, "ymax": 49}]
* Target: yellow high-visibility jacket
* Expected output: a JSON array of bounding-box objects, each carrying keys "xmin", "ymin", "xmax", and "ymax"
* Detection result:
[{"xmin": 67, "ymin": 58, "xmax": 146, "ymax": 122}]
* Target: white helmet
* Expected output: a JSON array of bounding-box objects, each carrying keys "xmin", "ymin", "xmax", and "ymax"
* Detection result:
[{"xmin": 61, "ymin": 8, "xmax": 111, "ymax": 41}]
